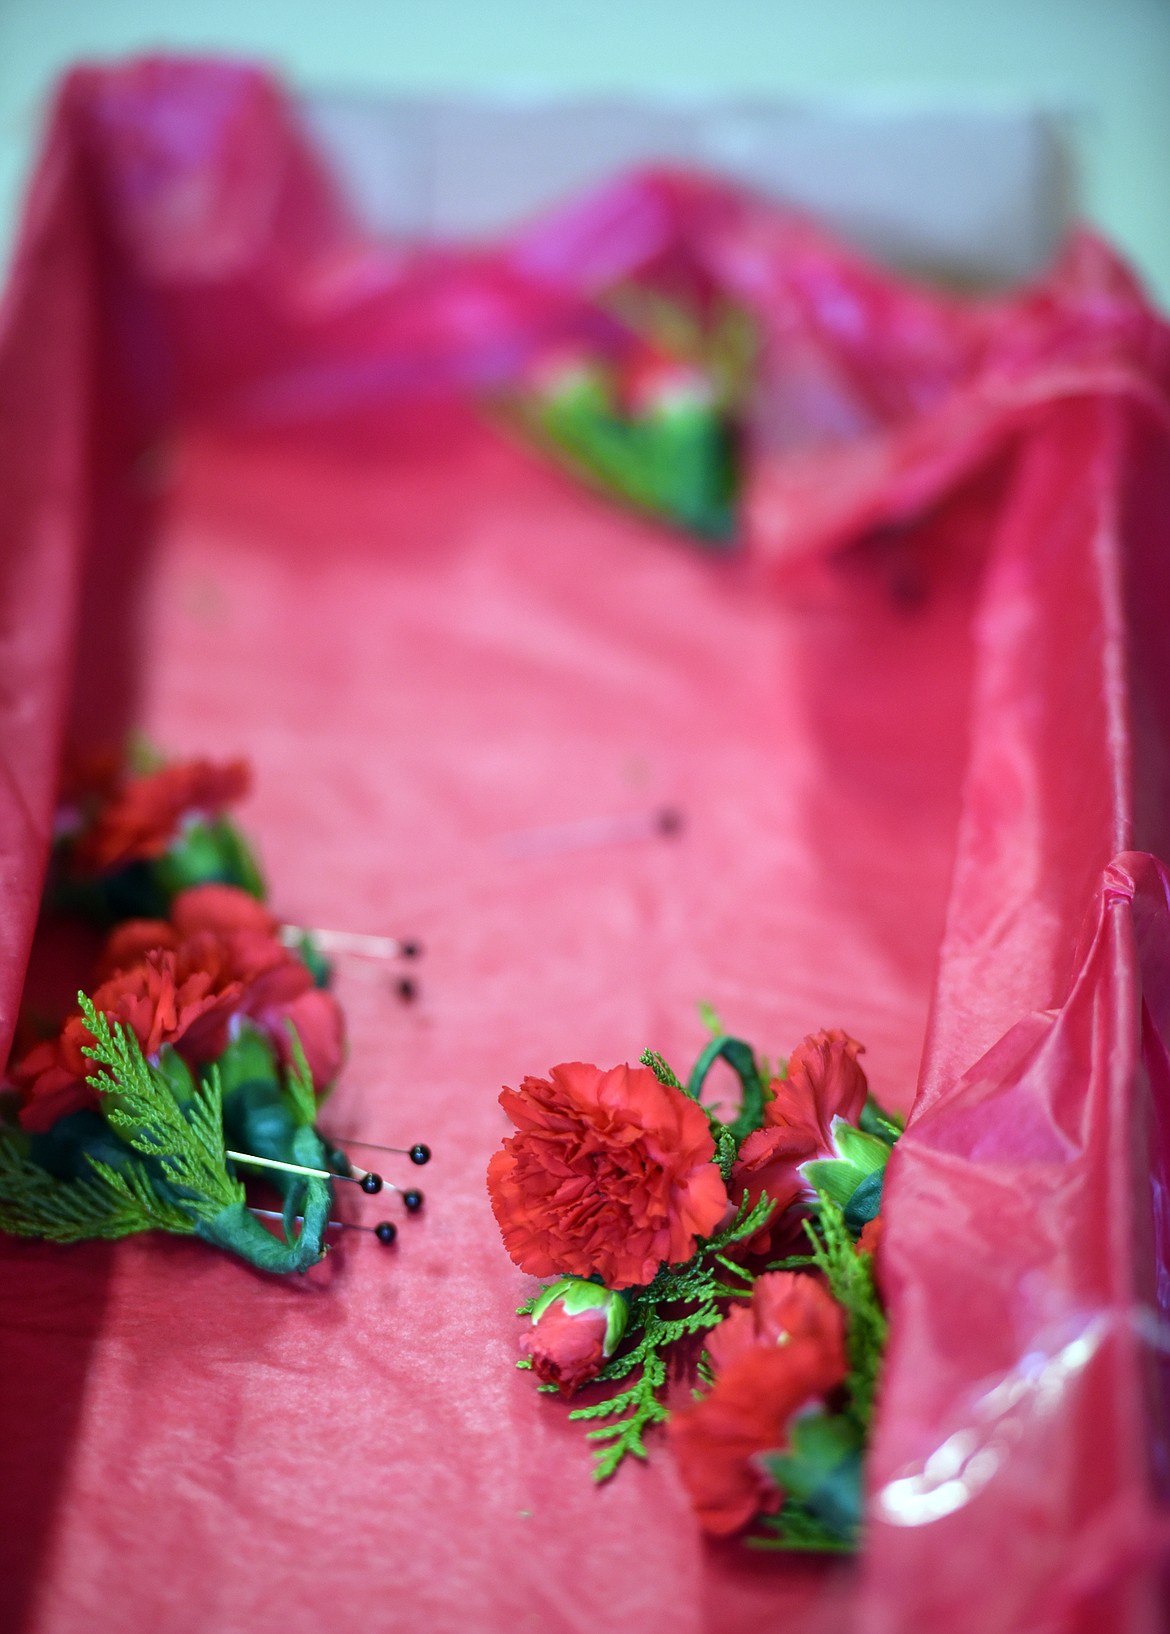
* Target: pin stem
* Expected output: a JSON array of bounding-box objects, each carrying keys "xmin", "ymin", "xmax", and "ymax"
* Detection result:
[
  {"xmin": 249, "ymin": 1208, "xmax": 397, "ymax": 1244},
  {"xmin": 279, "ymin": 926, "xmax": 421, "ymax": 960},
  {"xmin": 226, "ymin": 1150, "xmax": 383, "ymax": 1193},
  {"xmin": 334, "ymin": 1138, "xmax": 431, "ymax": 1165}
]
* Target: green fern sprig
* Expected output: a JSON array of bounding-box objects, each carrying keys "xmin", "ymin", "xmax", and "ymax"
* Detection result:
[
  {"xmin": 0, "ymin": 1001, "xmax": 244, "ymax": 1245},
  {"xmin": 750, "ymin": 1499, "xmax": 858, "ymax": 1554},
  {"xmin": 282, "ymin": 1024, "xmax": 317, "ymax": 1127},
  {"xmin": 748, "ymin": 1198, "xmax": 886, "ymax": 1553},
  {"xmin": 801, "ymin": 1196, "xmax": 887, "ymax": 1427},
  {"xmin": 0, "ymin": 1139, "xmax": 174, "ymax": 1242},
  {"xmin": 570, "ymin": 1317, "xmax": 678, "ymax": 1477},
  {"xmin": 566, "ymin": 1189, "xmax": 775, "ymax": 1480},
  {"xmin": 78, "ymin": 996, "xmax": 243, "ymax": 1222},
  {"xmin": 639, "ymin": 1049, "xmax": 683, "ymax": 1090}
]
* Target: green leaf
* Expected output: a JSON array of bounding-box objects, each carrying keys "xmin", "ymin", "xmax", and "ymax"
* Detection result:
[
  {"xmin": 843, "ymin": 1168, "xmax": 884, "ymax": 1234},
  {"xmin": 204, "ymin": 1021, "xmax": 278, "ymax": 1100},
  {"xmin": 830, "ymin": 1120, "xmax": 890, "ymax": 1176},
  {"xmin": 760, "ymin": 1411, "xmax": 864, "ymax": 1547},
  {"xmin": 859, "ymin": 1095, "xmax": 904, "ymax": 1145},
  {"xmin": 803, "ymin": 1120, "xmax": 889, "ymax": 1222},
  {"xmin": 800, "ymin": 1158, "xmax": 860, "ymax": 1209},
  {"xmin": 283, "ymin": 1023, "xmax": 317, "ymax": 1127},
  {"xmin": 155, "ymin": 816, "xmax": 265, "ymax": 901},
  {"xmin": 219, "ymin": 1063, "xmax": 333, "ymax": 1269}
]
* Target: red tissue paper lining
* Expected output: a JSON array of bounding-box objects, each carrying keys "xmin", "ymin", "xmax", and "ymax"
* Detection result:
[{"xmin": 1, "ymin": 56, "xmax": 1169, "ymax": 1634}]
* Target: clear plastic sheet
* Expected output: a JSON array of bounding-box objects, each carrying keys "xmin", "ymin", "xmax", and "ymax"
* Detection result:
[{"xmin": 1, "ymin": 57, "xmax": 1169, "ymax": 1634}]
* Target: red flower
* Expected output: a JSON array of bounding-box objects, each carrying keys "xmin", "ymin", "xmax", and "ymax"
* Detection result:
[
  {"xmin": 524, "ymin": 1303, "xmax": 608, "ymax": 1395},
  {"xmin": 730, "ymin": 1030, "xmax": 868, "ymax": 1254},
  {"xmin": 668, "ymin": 1273, "xmax": 847, "ymax": 1536},
  {"xmin": 487, "ymin": 1062, "xmax": 728, "ymax": 1289},
  {"xmin": 73, "ymin": 758, "xmax": 250, "ymax": 872},
  {"xmin": 11, "ymin": 886, "xmax": 344, "ymax": 1131},
  {"xmin": 520, "ymin": 1278, "xmax": 629, "ymax": 1397},
  {"xmin": 271, "ymin": 985, "xmax": 345, "ymax": 1089},
  {"xmin": 6, "ymin": 1043, "xmax": 92, "ymax": 1134},
  {"xmin": 99, "ymin": 918, "xmax": 179, "ymax": 976},
  {"xmin": 12, "ymin": 948, "xmax": 246, "ymax": 1131},
  {"xmin": 170, "ymin": 885, "xmax": 278, "ymax": 939},
  {"xmin": 98, "ymin": 887, "xmax": 342, "ymax": 1087},
  {"xmin": 856, "ymin": 1214, "xmax": 886, "ymax": 1299}
]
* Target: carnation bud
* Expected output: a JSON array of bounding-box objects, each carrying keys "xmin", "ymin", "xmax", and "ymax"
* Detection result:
[{"xmin": 522, "ymin": 1277, "xmax": 629, "ymax": 1397}]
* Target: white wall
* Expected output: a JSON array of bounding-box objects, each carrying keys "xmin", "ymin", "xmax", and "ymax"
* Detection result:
[{"xmin": 1, "ymin": 0, "xmax": 1167, "ymax": 304}]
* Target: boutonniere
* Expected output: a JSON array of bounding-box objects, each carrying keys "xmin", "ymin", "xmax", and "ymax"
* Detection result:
[
  {"xmin": 2, "ymin": 752, "xmax": 430, "ymax": 1273},
  {"xmin": 488, "ymin": 1023, "xmax": 900, "ymax": 1549},
  {"xmin": 504, "ymin": 287, "xmax": 755, "ymax": 541},
  {"xmin": 52, "ymin": 749, "xmax": 264, "ymax": 919}
]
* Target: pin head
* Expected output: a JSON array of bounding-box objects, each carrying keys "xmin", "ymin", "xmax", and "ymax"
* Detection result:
[
  {"xmin": 361, "ymin": 1173, "xmax": 384, "ymax": 1195},
  {"xmin": 374, "ymin": 1220, "xmax": 398, "ymax": 1245},
  {"xmin": 401, "ymin": 940, "xmax": 422, "ymax": 959},
  {"xmin": 409, "ymin": 1143, "xmax": 431, "ymax": 1166},
  {"xmin": 403, "ymin": 1188, "xmax": 424, "ymax": 1213},
  {"xmin": 396, "ymin": 976, "xmax": 418, "ymax": 1003}
]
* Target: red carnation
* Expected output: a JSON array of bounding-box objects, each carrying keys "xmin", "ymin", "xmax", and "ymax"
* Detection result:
[
  {"xmin": 12, "ymin": 887, "xmax": 344, "ymax": 1131},
  {"xmin": 270, "ymin": 985, "xmax": 345, "ymax": 1089},
  {"xmin": 73, "ymin": 758, "xmax": 250, "ymax": 872},
  {"xmin": 12, "ymin": 948, "xmax": 245, "ymax": 1131},
  {"xmin": 487, "ymin": 1062, "xmax": 728, "ymax": 1289},
  {"xmin": 99, "ymin": 918, "xmax": 180, "ymax": 976},
  {"xmin": 731, "ymin": 1030, "xmax": 868, "ymax": 1254},
  {"xmin": 170, "ymin": 885, "xmax": 278, "ymax": 939},
  {"xmin": 6, "ymin": 1043, "xmax": 93, "ymax": 1133},
  {"xmin": 99, "ymin": 886, "xmax": 278, "ymax": 981},
  {"xmin": 668, "ymin": 1273, "xmax": 847, "ymax": 1536},
  {"xmin": 96, "ymin": 887, "xmax": 343, "ymax": 1088}
]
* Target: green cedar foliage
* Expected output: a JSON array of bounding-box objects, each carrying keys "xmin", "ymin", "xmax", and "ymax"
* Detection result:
[
  {"xmin": 752, "ymin": 1196, "xmax": 887, "ymax": 1551},
  {"xmin": 0, "ymin": 999, "xmax": 244, "ymax": 1243},
  {"xmin": 522, "ymin": 1190, "xmax": 775, "ymax": 1482}
]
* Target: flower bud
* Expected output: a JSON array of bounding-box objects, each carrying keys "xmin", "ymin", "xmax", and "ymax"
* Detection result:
[{"xmin": 522, "ymin": 1277, "xmax": 629, "ymax": 1397}]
